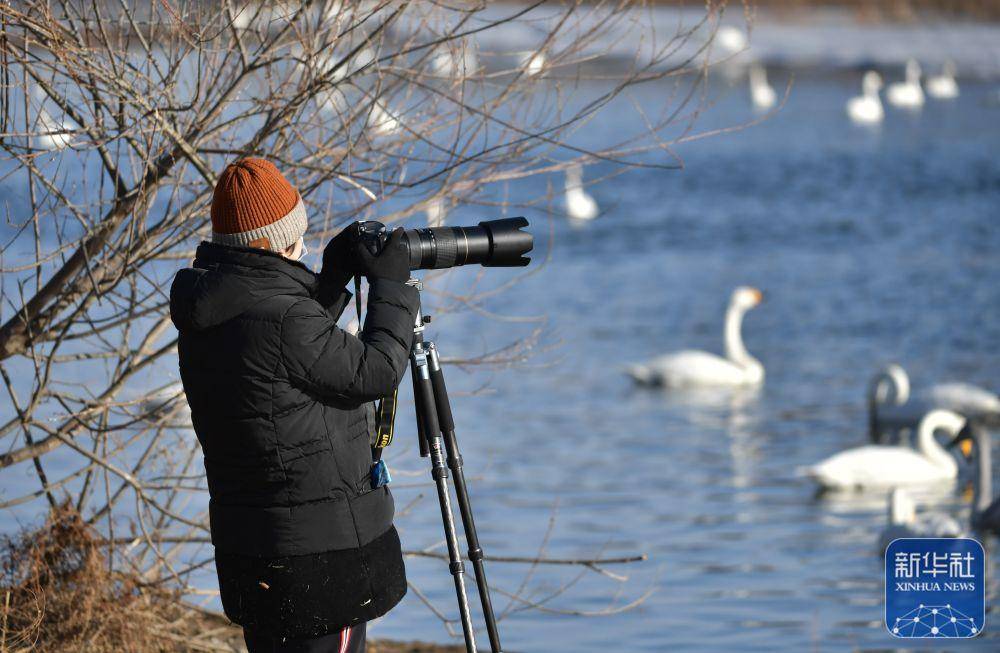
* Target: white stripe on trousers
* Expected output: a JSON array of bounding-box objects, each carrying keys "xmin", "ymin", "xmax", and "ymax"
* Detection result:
[{"xmin": 338, "ymin": 626, "xmax": 351, "ymax": 653}]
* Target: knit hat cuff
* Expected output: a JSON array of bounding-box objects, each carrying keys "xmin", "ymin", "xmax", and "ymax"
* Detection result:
[{"xmin": 211, "ymin": 197, "xmax": 307, "ymax": 252}]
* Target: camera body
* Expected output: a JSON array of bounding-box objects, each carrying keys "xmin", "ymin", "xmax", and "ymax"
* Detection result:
[{"xmin": 355, "ymin": 218, "xmax": 533, "ymax": 271}]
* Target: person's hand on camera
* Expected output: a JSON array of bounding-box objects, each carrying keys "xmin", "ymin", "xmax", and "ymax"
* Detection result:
[
  {"xmin": 357, "ymin": 228, "xmax": 410, "ymax": 283},
  {"xmin": 319, "ymin": 223, "xmax": 359, "ymax": 291}
]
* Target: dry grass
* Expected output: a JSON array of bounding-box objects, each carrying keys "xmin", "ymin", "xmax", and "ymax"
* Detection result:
[
  {"xmin": 0, "ymin": 503, "xmax": 189, "ymax": 652},
  {"xmin": 0, "ymin": 503, "xmax": 464, "ymax": 653}
]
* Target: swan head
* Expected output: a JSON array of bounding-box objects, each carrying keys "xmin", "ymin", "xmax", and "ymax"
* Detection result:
[
  {"xmin": 905, "ymin": 59, "xmax": 922, "ymax": 82},
  {"xmin": 942, "ymin": 60, "xmax": 956, "ymax": 77},
  {"xmin": 862, "ymin": 70, "xmax": 883, "ymax": 93},
  {"xmin": 730, "ymin": 286, "xmax": 763, "ymax": 311},
  {"xmin": 749, "ymin": 64, "xmax": 767, "ymax": 84}
]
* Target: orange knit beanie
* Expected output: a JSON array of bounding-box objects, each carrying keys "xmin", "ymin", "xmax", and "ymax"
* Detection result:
[{"xmin": 210, "ymin": 158, "xmax": 307, "ymax": 252}]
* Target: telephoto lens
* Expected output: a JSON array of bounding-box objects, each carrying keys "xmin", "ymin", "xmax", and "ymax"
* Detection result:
[{"xmin": 356, "ymin": 218, "xmax": 533, "ymax": 271}]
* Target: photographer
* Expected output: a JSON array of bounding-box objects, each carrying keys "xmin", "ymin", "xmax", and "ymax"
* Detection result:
[{"xmin": 169, "ymin": 158, "xmax": 418, "ymax": 653}]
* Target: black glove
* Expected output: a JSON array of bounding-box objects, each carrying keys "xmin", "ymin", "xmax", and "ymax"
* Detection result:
[
  {"xmin": 358, "ymin": 228, "xmax": 410, "ymax": 283},
  {"xmin": 319, "ymin": 223, "xmax": 358, "ymax": 292}
]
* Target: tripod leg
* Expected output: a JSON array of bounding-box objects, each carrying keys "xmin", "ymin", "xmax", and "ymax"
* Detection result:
[
  {"xmin": 411, "ymin": 344, "xmax": 478, "ymax": 653},
  {"xmin": 427, "ymin": 343, "xmax": 503, "ymax": 653}
]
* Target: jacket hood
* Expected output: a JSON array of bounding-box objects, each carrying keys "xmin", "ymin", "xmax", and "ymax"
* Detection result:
[{"xmin": 170, "ymin": 242, "xmax": 318, "ymax": 332}]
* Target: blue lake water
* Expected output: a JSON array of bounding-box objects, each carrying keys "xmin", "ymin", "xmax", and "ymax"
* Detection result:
[{"xmin": 372, "ymin": 73, "xmax": 1000, "ymax": 651}]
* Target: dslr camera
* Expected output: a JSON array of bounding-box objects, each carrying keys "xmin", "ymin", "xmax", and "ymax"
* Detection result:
[{"xmin": 355, "ymin": 218, "xmax": 533, "ymax": 270}]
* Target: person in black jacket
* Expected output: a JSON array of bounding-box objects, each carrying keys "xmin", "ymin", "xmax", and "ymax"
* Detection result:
[{"xmin": 169, "ymin": 159, "xmax": 418, "ymax": 653}]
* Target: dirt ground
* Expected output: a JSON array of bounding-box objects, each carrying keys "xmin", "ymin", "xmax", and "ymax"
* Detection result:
[{"xmin": 199, "ymin": 610, "xmax": 465, "ymax": 653}]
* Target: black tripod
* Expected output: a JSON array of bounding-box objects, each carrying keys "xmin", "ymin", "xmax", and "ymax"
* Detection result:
[{"xmin": 407, "ymin": 280, "xmax": 503, "ymax": 653}]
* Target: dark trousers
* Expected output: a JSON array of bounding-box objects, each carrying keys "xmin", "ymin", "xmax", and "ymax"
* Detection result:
[{"xmin": 244, "ymin": 622, "xmax": 366, "ymax": 653}]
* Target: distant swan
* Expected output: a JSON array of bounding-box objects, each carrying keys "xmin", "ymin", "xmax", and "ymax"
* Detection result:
[
  {"xmin": 627, "ymin": 286, "xmax": 764, "ymax": 388},
  {"xmin": 564, "ymin": 164, "xmax": 599, "ymax": 221},
  {"xmin": 432, "ymin": 42, "xmax": 480, "ymax": 79},
  {"xmin": 877, "ymin": 487, "xmax": 965, "ymax": 551},
  {"xmin": 926, "ymin": 60, "xmax": 959, "ymax": 99},
  {"xmin": 807, "ymin": 409, "xmax": 965, "ymax": 490},
  {"xmin": 846, "ymin": 71, "xmax": 884, "ymax": 124},
  {"xmin": 521, "ymin": 51, "xmax": 546, "ymax": 77},
  {"xmin": 369, "ymin": 101, "xmax": 401, "ymax": 136},
  {"xmin": 749, "ymin": 64, "xmax": 776, "ymax": 109},
  {"xmin": 868, "ymin": 364, "xmax": 1000, "ymax": 443},
  {"xmin": 31, "ymin": 85, "xmax": 75, "ymax": 150},
  {"xmin": 716, "ymin": 26, "xmax": 747, "ymax": 55},
  {"xmin": 35, "ymin": 107, "xmax": 74, "ymax": 151},
  {"xmin": 886, "ymin": 59, "xmax": 924, "ymax": 109}
]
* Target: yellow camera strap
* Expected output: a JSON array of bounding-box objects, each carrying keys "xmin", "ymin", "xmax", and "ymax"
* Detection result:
[
  {"xmin": 353, "ymin": 274, "xmax": 397, "ymax": 455},
  {"xmin": 373, "ymin": 389, "xmax": 397, "ymax": 450}
]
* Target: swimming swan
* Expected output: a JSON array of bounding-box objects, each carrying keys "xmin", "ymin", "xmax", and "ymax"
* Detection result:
[
  {"xmin": 807, "ymin": 409, "xmax": 966, "ymax": 490},
  {"xmin": 627, "ymin": 286, "xmax": 764, "ymax": 388},
  {"xmin": 926, "ymin": 60, "xmax": 959, "ymax": 100},
  {"xmin": 715, "ymin": 26, "xmax": 747, "ymax": 55},
  {"xmin": 846, "ymin": 71, "xmax": 884, "ymax": 124},
  {"xmin": 522, "ymin": 51, "xmax": 546, "ymax": 77},
  {"xmin": 886, "ymin": 59, "xmax": 924, "ymax": 109},
  {"xmin": 868, "ymin": 364, "xmax": 1000, "ymax": 443},
  {"xmin": 564, "ymin": 164, "xmax": 599, "ymax": 221},
  {"xmin": 31, "ymin": 84, "xmax": 75, "ymax": 151},
  {"xmin": 749, "ymin": 64, "xmax": 776, "ymax": 109}
]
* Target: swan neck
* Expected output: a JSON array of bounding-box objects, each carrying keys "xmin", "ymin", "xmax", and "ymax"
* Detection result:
[
  {"xmin": 724, "ymin": 303, "xmax": 755, "ymax": 366},
  {"xmin": 916, "ymin": 413, "xmax": 957, "ymax": 473},
  {"xmin": 870, "ymin": 367, "xmax": 910, "ymax": 405}
]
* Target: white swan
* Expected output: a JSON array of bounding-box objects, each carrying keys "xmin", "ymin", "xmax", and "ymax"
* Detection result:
[
  {"xmin": 749, "ymin": 64, "xmax": 776, "ymax": 109},
  {"xmin": 807, "ymin": 409, "xmax": 965, "ymax": 490},
  {"xmin": 924, "ymin": 383, "xmax": 1000, "ymax": 416},
  {"xmin": 868, "ymin": 364, "xmax": 1000, "ymax": 443},
  {"xmin": 846, "ymin": 71, "xmax": 884, "ymax": 125},
  {"xmin": 926, "ymin": 60, "xmax": 959, "ymax": 99},
  {"xmin": 34, "ymin": 107, "xmax": 74, "ymax": 151},
  {"xmin": 521, "ymin": 51, "xmax": 546, "ymax": 77},
  {"xmin": 564, "ymin": 164, "xmax": 599, "ymax": 221},
  {"xmin": 368, "ymin": 101, "xmax": 401, "ymax": 136},
  {"xmin": 30, "ymin": 85, "xmax": 75, "ymax": 151},
  {"xmin": 878, "ymin": 487, "xmax": 965, "ymax": 551},
  {"xmin": 432, "ymin": 42, "xmax": 480, "ymax": 79},
  {"xmin": 627, "ymin": 286, "xmax": 764, "ymax": 388},
  {"xmin": 886, "ymin": 59, "xmax": 924, "ymax": 109},
  {"xmin": 716, "ymin": 26, "xmax": 747, "ymax": 55}
]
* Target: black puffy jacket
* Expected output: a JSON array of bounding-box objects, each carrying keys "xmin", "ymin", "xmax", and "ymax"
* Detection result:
[{"xmin": 169, "ymin": 242, "xmax": 418, "ymax": 634}]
